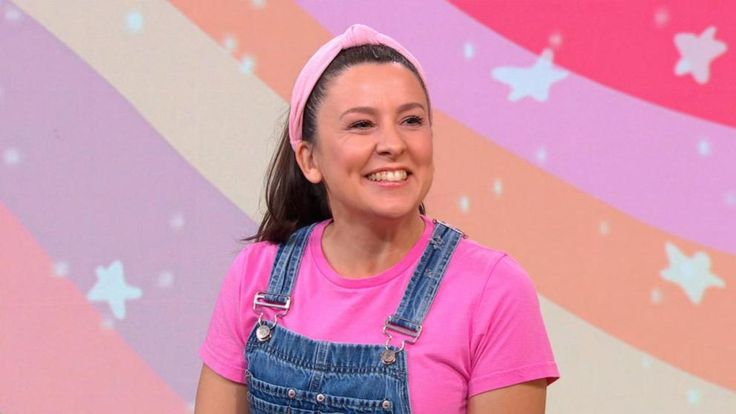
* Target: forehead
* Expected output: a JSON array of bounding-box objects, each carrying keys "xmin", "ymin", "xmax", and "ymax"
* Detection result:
[{"xmin": 321, "ymin": 62, "xmax": 428, "ymax": 107}]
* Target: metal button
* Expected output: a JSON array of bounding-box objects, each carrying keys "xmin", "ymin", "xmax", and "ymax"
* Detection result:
[
  {"xmin": 382, "ymin": 400, "xmax": 392, "ymax": 410},
  {"xmin": 316, "ymin": 393, "xmax": 326, "ymax": 402},
  {"xmin": 287, "ymin": 388, "xmax": 296, "ymax": 399},
  {"xmin": 256, "ymin": 324, "xmax": 272, "ymax": 342},
  {"xmin": 381, "ymin": 349, "xmax": 396, "ymax": 365}
]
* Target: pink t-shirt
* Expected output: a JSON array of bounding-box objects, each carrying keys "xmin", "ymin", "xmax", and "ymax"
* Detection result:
[{"xmin": 200, "ymin": 216, "xmax": 559, "ymax": 413}]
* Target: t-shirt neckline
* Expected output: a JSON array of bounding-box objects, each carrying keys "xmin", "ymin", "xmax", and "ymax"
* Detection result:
[{"xmin": 308, "ymin": 215, "xmax": 435, "ymax": 289}]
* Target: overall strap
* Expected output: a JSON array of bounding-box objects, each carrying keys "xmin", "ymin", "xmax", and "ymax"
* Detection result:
[
  {"xmin": 253, "ymin": 223, "xmax": 317, "ymax": 314},
  {"xmin": 384, "ymin": 220, "xmax": 464, "ymax": 345}
]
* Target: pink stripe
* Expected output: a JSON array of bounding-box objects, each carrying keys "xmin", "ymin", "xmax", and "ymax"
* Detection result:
[
  {"xmin": 297, "ymin": 0, "xmax": 736, "ymax": 254},
  {"xmin": 451, "ymin": 0, "xmax": 736, "ymax": 129}
]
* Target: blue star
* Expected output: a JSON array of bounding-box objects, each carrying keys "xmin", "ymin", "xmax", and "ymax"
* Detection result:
[
  {"xmin": 660, "ymin": 242, "xmax": 725, "ymax": 304},
  {"xmin": 87, "ymin": 260, "xmax": 142, "ymax": 320},
  {"xmin": 492, "ymin": 48, "xmax": 568, "ymax": 102}
]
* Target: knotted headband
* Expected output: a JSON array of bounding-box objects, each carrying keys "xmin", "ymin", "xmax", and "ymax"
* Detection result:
[{"xmin": 288, "ymin": 24, "xmax": 428, "ymax": 151}]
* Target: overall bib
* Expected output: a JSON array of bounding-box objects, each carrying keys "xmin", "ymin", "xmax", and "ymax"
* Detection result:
[{"xmin": 245, "ymin": 220, "xmax": 463, "ymax": 414}]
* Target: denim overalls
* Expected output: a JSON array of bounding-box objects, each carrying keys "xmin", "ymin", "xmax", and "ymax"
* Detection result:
[{"xmin": 245, "ymin": 219, "xmax": 463, "ymax": 414}]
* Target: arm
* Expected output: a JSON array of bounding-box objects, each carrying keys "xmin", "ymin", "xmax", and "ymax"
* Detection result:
[
  {"xmin": 468, "ymin": 378, "xmax": 547, "ymax": 414},
  {"xmin": 194, "ymin": 363, "xmax": 250, "ymax": 414}
]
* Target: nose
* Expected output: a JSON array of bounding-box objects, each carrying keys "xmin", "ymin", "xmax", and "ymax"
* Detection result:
[{"xmin": 375, "ymin": 123, "xmax": 406, "ymax": 157}]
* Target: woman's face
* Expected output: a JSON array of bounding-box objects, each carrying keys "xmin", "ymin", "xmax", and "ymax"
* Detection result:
[{"xmin": 302, "ymin": 62, "xmax": 433, "ymax": 223}]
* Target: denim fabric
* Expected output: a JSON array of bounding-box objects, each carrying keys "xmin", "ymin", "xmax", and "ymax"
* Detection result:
[{"xmin": 246, "ymin": 220, "xmax": 463, "ymax": 414}]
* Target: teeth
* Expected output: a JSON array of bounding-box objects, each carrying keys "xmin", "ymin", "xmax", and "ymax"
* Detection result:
[{"xmin": 367, "ymin": 170, "xmax": 408, "ymax": 182}]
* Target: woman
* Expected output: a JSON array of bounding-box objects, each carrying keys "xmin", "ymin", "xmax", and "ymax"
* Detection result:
[{"xmin": 195, "ymin": 24, "xmax": 559, "ymax": 413}]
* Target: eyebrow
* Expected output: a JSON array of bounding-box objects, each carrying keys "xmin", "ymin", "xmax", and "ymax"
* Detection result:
[{"xmin": 339, "ymin": 102, "xmax": 426, "ymax": 120}]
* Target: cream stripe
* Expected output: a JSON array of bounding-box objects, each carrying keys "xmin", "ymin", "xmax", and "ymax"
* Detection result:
[
  {"xmin": 14, "ymin": 1, "xmax": 735, "ymax": 411},
  {"xmin": 541, "ymin": 297, "xmax": 735, "ymax": 413},
  {"xmin": 15, "ymin": 0, "xmax": 284, "ymax": 220}
]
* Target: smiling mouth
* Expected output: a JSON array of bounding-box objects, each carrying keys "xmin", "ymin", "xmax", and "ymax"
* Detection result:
[{"xmin": 366, "ymin": 170, "xmax": 410, "ymax": 182}]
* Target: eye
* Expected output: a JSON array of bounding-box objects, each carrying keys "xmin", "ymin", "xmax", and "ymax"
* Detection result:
[
  {"xmin": 349, "ymin": 120, "xmax": 374, "ymax": 129},
  {"xmin": 403, "ymin": 116, "xmax": 424, "ymax": 126}
]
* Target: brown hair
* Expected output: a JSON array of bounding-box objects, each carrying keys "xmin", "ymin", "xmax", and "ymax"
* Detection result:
[{"xmin": 244, "ymin": 44, "xmax": 431, "ymax": 244}]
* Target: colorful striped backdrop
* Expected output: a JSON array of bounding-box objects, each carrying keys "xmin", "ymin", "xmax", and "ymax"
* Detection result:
[{"xmin": 1, "ymin": 1, "xmax": 734, "ymax": 413}]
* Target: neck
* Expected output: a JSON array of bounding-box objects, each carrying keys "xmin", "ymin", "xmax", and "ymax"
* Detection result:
[{"xmin": 321, "ymin": 212, "xmax": 425, "ymax": 278}]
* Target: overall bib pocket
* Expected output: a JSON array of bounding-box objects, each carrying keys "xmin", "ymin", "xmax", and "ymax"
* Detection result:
[{"xmin": 247, "ymin": 374, "xmax": 395, "ymax": 414}]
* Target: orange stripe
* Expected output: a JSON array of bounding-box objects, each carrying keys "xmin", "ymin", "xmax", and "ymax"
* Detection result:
[
  {"xmin": 168, "ymin": 0, "xmax": 735, "ymax": 389},
  {"xmin": 0, "ymin": 203, "xmax": 188, "ymax": 413}
]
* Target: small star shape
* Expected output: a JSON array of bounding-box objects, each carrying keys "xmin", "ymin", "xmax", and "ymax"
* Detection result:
[
  {"xmin": 697, "ymin": 139, "xmax": 711, "ymax": 156},
  {"xmin": 660, "ymin": 242, "xmax": 725, "ymax": 304},
  {"xmin": 240, "ymin": 55, "xmax": 256, "ymax": 75},
  {"xmin": 3, "ymin": 147, "xmax": 20, "ymax": 165},
  {"xmin": 458, "ymin": 195, "xmax": 470, "ymax": 213},
  {"xmin": 125, "ymin": 10, "xmax": 143, "ymax": 34},
  {"xmin": 87, "ymin": 260, "xmax": 142, "ymax": 320},
  {"xmin": 53, "ymin": 260, "xmax": 69, "ymax": 277},
  {"xmin": 222, "ymin": 35, "xmax": 237, "ymax": 52},
  {"xmin": 463, "ymin": 42, "xmax": 475, "ymax": 60},
  {"xmin": 686, "ymin": 389, "xmax": 702, "ymax": 406},
  {"xmin": 169, "ymin": 212, "xmax": 185, "ymax": 230},
  {"xmin": 674, "ymin": 26, "xmax": 727, "ymax": 84},
  {"xmin": 535, "ymin": 146, "xmax": 548, "ymax": 164},
  {"xmin": 492, "ymin": 178, "xmax": 503, "ymax": 197},
  {"xmin": 492, "ymin": 48, "xmax": 568, "ymax": 102}
]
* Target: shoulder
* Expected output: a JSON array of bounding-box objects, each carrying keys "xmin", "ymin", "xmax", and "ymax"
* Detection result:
[
  {"xmin": 233, "ymin": 240, "xmax": 280, "ymax": 270},
  {"xmin": 447, "ymin": 234, "xmax": 539, "ymax": 307},
  {"xmin": 219, "ymin": 240, "xmax": 281, "ymax": 292}
]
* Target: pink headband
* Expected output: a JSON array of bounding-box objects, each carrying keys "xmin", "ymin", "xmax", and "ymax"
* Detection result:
[{"xmin": 288, "ymin": 24, "xmax": 428, "ymax": 151}]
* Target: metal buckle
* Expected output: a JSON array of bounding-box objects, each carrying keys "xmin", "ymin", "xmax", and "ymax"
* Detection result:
[
  {"xmin": 252, "ymin": 292, "xmax": 291, "ymax": 322},
  {"xmin": 383, "ymin": 316, "xmax": 422, "ymax": 351},
  {"xmin": 383, "ymin": 318, "xmax": 422, "ymax": 344},
  {"xmin": 253, "ymin": 292, "xmax": 291, "ymax": 312}
]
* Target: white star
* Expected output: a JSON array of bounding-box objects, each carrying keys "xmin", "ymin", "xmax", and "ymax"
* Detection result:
[
  {"xmin": 686, "ymin": 389, "xmax": 702, "ymax": 406},
  {"xmin": 697, "ymin": 138, "xmax": 711, "ymax": 156},
  {"xmin": 674, "ymin": 26, "xmax": 727, "ymax": 84},
  {"xmin": 169, "ymin": 212, "xmax": 185, "ymax": 230},
  {"xmin": 650, "ymin": 287, "xmax": 663, "ymax": 304},
  {"xmin": 3, "ymin": 147, "xmax": 20, "ymax": 165},
  {"xmin": 87, "ymin": 260, "xmax": 142, "ymax": 320},
  {"xmin": 240, "ymin": 55, "xmax": 256, "ymax": 75},
  {"xmin": 53, "ymin": 261, "xmax": 69, "ymax": 277},
  {"xmin": 660, "ymin": 242, "xmax": 725, "ymax": 304},
  {"xmin": 599, "ymin": 221, "xmax": 610, "ymax": 236},
  {"xmin": 548, "ymin": 32, "xmax": 562, "ymax": 49},
  {"xmin": 125, "ymin": 10, "xmax": 143, "ymax": 34},
  {"xmin": 492, "ymin": 48, "xmax": 568, "ymax": 102},
  {"xmin": 724, "ymin": 191, "xmax": 736, "ymax": 207},
  {"xmin": 459, "ymin": 195, "xmax": 470, "ymax": 213},
  {"xmin": 654, "ymin": 7, "xmax": 669, "ymax": 28},
  {"xmin": 535, "ymin": 146, "xmax": 548, "ymax": 164},
  {"xmin": 157, "ymin": 270, "xmax": 174, "ymax": 288},
  {"xmin": 463, "ymin": 42, "xmax": 475, "ymax": 60},
  {"xmin": 492, "ymin": 178, "xmax": 503, "ymax": 197},
  {"xmin": 5, "ymin": 5, "xmax": 21, "ymax": 21},
  {"xmin": 222, "ymin": 35, "xmax": 237, "ymax": 52}
]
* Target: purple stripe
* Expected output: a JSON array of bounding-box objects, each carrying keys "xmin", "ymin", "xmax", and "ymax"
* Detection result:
[
  {"xmin": 297, "ymin": 0, "xmax": 736, "ymax": 254},
  {"xmin": 0, "ymin": 11, "xmax": 256, "ymax": 399}
]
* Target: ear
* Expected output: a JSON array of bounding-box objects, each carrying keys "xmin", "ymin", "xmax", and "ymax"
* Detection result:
[{"xmin": 294, "ymin": 140, "xmax": 323, "ymax": 184}]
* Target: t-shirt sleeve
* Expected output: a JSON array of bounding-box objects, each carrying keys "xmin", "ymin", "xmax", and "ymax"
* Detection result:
[
  {"xmin": 198, "ymin": 248, "xmax": 250, "ymax": 384},
  {"xmin": 467, "ymin": 254, "xmax": 560, "ymax": 397}
]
